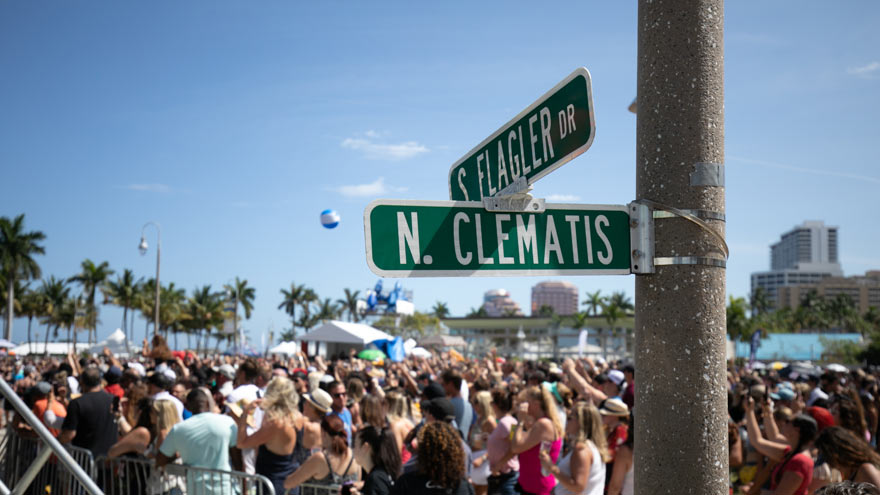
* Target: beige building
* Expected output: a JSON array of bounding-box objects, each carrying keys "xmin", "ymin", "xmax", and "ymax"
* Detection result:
[
  {"xmin": 777, "ymin": 271, "xmax": 880, "ymax": 313},
  {"xmin": 482, "ymin": 289, "xmax": 524, "ymax": 317},
  {"xmin": 531, "ymin": 281, "xmax": 579, "ymax": 315}
]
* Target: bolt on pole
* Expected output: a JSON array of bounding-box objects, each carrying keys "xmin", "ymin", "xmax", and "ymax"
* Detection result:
[{"xmin": 634, "ymin": 1, "xmax": 727, "ymax": 494}]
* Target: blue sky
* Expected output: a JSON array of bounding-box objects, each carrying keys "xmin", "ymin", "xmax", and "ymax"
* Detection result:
[{"xmin": 2, "ymin": 2, "xmax": 879, "ymax": 347}]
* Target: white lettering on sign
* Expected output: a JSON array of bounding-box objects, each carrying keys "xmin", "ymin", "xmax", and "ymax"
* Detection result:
[
  {"xmin": 507, "ymin": 130, "xmax": 521, "ymax": 179},
  {"xmin": 474, "ymin": 214, "xmax": 494, "ymax": 265},
  {"xmin": 516, "ymin": 215, "xmax": 538, "ymax": 264},
  {"xmin": 564, "ymin": 215, "xmax": 580, "ymax": 264},
  {"xmin": 539, "ymin": 107, "xmax": 555, "ymax": 164},
  {"xmin": 496, "ymin": 141, "xmax": 509, "ymax": 191},
  {"xmin": 543, "ymin": 216, "xmax": 563, "ymax": 264},
  {"xmin": 438, "ymin": 211, "xmax": 619, "ymax": 269},
  {"xmin": 397, "ymin": 212, "xmax": 420, "ymax": 264},
  {"xmin": 595, "ymin": 215, "xmax": 613, "ymax": 265},
  {"xmin": 495, "ymin": 214, "xmax": 514, "ymax": 265},
  {"xmin": 453, "ymin": 212, "xmax": 472, "ymax": 265},
  {"xmin": 528, "ymin": 114, "xmax": 541, "ymax": 170},
  {"xmin": 457, "ymin": 169, "xmax": 469, "ymax": 201},
  {"xmin": 558, "ymin": 104, "xmax": 576, "ymax": 139}
]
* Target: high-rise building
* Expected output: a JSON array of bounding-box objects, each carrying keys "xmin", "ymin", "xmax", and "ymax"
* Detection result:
[
  {"xmin": 751, "ymin": 221, "xmax": 844, "ymax": 307},
  {"xmin": 482, "ymin": 289, "xmax": 524, "ymax": 317},
  {"xmin": 777, "ymin": 271, "xmax": 880, "ymax": 314},
  {"xmin": 531, "ymin": 281, "xmax": 579, "ymax": 315}
]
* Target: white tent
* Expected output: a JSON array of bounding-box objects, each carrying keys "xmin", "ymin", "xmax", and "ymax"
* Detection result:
[
  {"xmin": 12, "ymin": 342, "xmax": 91, "ymax": 356},
  {"xmin": 300, "ymin": 321, "xmax": 392, "ymax": 345},
  {"xmin": 269, "ymin": 341, "xmax": 300, "ymax": 355},
  {"xmin": 88, "ymin": 328, "xmax": 133, "ymax": 355},
  {"xmin": 299, "ymin": 321, "xmax": 393, "ymax": 356}
]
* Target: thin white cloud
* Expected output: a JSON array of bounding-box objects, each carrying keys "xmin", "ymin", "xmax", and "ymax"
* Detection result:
[
  {"xmin": 125, "ymin": 183, "xmax": 171, "ymax": 193},
  {"xmin": 364, "ymin": 130, "xmax": 388, "ymax": 139},
  {"xmin": 334, "ymin": 177, "xmax": 408, "ymax": 198},
  {"xmin": 728, "ymin": 155, "xmax": 880, "ymax": 185},
  {"xmin": 546, "ymin": 194, "xmax": 581, "ymax": 202},
  {"xmin": 847, "ymin": 61, "xmax": 880, "ymax": 78},
  {"xmin": 341, "ymin": 132, "xmax": 429, "ymax": 160}
]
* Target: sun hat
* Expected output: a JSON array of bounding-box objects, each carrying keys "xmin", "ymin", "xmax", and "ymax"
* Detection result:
[
  {"xmin": 598, "ymin": 398, "xmax": 629, "ymax": 417},
  {"xmin": 303, "ymin": 388, "xmax": 333, "ymax": 414}
]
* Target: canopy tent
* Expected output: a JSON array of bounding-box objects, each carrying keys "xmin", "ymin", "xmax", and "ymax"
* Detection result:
[
  {"xmin": 0, "ymin": 339, "xmax": 17, "ymax": 349},
  {"xmin": 419, "ymin": 335, "xmax": 467, "ymax": 348},
  {"xmin": 88, "ymin": 329, "xmax": 134, "ymax": 356},
  {"xmin": 12, "ymin": 342, "xmax": 91, "ymax": 356},
  {"xmin": 299, "ymin": 320, "xmax": 393, "ymax": 357},
  {"xmin": 269, "ymin": 341, "xmax": 300, "ymax": 356}
]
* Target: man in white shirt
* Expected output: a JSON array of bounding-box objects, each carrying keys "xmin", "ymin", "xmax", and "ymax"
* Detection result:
[
  {"xmin": 225, "ymin": 359, "xmax": 260, "ymax": 474},
  {"xmin": 148, "ymin": 368, "xmax": 185, "ymax": 421}
]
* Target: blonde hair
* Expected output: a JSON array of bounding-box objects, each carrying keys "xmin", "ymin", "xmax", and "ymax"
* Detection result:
[
  {"xmin": 153, "ymin": 400, "xmax": 180, "ymax": 432},
  {"xmin": 473, "ymin": 391, "xmax": 495, "ymax": 425},
  {"xmin": 572, "ymin": 402, "xmax": 610, "ymax": 463},
  {"xmin": 261, "ymin": 376, "xmax": 299, "ymax": 424},
  {"xmin": 526, "ymin": 385, "xmax": 563, "ymax": 439},
  {"xmin": 385, "ymin": 389, "xmax": 411, "ymax": 421}
]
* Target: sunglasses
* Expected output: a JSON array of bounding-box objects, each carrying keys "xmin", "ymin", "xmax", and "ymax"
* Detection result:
[{"xmin": 332, "ymin": 392, "xmax": 347, "ymax": 398}]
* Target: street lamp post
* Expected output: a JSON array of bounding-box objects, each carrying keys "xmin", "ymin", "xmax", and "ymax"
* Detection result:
[{"xmin": 139, "ymin": 222, "xmax": 161, "ymax": 339}]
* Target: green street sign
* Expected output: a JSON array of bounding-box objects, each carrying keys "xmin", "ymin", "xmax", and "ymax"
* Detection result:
[
  {"xmin": 448, "ymin": 67, "xmax": 595, "ymax": 201},
  {"xmin": 364, "ymin": 200, "xmax": 631, "ymax": 277}
]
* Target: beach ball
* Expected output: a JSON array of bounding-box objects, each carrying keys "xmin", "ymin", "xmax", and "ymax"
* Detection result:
[{"xmin": 320, "ymin": 209, "xmax": 340, "ymax": 229}]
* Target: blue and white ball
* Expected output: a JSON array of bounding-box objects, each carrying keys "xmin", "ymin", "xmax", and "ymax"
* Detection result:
[{"xmin": 320, "ymin": 209, "xmax": 340, "ymax": 229}]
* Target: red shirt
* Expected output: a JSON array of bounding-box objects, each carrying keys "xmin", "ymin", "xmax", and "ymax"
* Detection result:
[
  {"xmin": 771, "ymin": 452, "xmax": 813, "ymax": 495},
  {"xmin": 32, "ymin": 398, "xmax": 66, "ymax": 437},
  {"xmin": 104, "ymin": 384, "xmax": 124, "ymax": 399},
  {"xmin": 606, "ymin": 423, "xmax": 628, "ymax": 461}
]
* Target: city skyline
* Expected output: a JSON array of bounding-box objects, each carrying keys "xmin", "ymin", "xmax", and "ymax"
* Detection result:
[{"xmin": 2, "ymin": 2, "xmax": 879, "ymax": 346}]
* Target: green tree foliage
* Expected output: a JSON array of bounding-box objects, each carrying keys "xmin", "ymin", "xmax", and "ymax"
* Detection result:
[{"xmin": 0, "ymin": 214, "xmax": 46, "ymax": 340}]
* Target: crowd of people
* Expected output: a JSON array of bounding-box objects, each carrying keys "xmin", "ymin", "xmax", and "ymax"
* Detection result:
[{"xmin": 2, "ymin": 334, "xmax": 880, "ymax": 495}]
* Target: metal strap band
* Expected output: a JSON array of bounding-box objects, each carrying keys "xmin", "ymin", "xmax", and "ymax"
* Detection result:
[
  {"xmin": 653, "ymin": 209, "xmax": 725, "ymax": 221},
  {"xmin": 635, "ymin": 199, "xmax": 729, "ymax": 259},
  {"xmin": 654, "ymin": 256, "xmax": 726, "ymax": 268}
]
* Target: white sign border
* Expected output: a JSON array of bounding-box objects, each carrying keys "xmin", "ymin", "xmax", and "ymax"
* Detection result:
[
  {"xmin": 364, "ymin": 199, "xmax": 630, "ymax": 278},
  {"xmin": 447, "ymin": 67, "xmax": 597, "ymax": 201}
]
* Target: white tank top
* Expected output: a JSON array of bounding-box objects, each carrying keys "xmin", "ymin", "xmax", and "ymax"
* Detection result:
[{"xmin": 554, "ymin": 440, "xmax": 606, "ymax": 495}]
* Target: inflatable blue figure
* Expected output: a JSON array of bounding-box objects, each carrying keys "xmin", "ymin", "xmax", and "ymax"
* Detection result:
[{"xmin": 364, "ymin": 280, "xmax": 407, "ymax": 314}]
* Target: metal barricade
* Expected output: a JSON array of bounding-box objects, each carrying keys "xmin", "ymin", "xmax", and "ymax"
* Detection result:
[
  {"xmin": 298, "ymin": 482, "xmax": 341, "ymax": 495},
  {"xmin": 96, "ymin": 454, "xmax": 276, "ymax": 495},
  {"xmin": 0, "ymin": 427, "xmax": 98, "ymax": 495}
]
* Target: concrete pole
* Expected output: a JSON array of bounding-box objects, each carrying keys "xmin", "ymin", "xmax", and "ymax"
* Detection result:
[{"xmin": 634, "ymin": 1, "xmax": 727, "ymax": 495}]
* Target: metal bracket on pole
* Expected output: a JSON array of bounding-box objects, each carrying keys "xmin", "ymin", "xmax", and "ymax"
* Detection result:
[
  {"xmin": 633, "ymin": 198, "xmax": 728, "ymax": 269},
  {"xmin": 482, "ymin": 176, "xmax": 546, "ymax": 212},
  {"xmin": 628, "ymin": 201, "xmax": 655, "ymax": 274}
]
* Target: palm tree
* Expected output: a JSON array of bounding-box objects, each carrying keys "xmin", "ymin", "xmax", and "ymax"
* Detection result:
[
  {"xmin": 185, "ymin": 285, "xmax": 223, "ymax": 354},
  {"xmin": 158, "ymin": 282, "xmax": 188, "ymax": 347},
  {"xmin": 278, "ymin": 283, "xmax": 305, "ymax": 339},
  {"xmin": 102, "ymin": 269, "xmax": 142, "ymax": 349},
  {"xmin": 137, "ymin": 279, "xmax": 158, "ymax": 342},
  {"xmin": 466, "ymin": 306, "xmax": 488, "ymax": 318},
  {"xmin": 40, "ymin": 276, "xmax": 70, "ymax": 352},
  {"xmin": 608, "ymin": 291, "xmax": 634, "ymax": 315},
  {"xmin": 0, "ymin": 214, "xmax": 46, "ymax": 340},
  {"xmin": 316, "ymin": 298, "xmax": 342, "ymax": 323},
  {"xmin": 224, "ymin": 277, "xmax": 256, "ymax": 350},
  {"xmin": 0, "ymin": 275, "xmax": 25, "ymax": 330},
  {"xmin": 298, "ymin": 287, "xmax": 319, "ymax": 329},
  {"xmin": 337, "ymin": 288, "xmax": 361, "ymax": 322},
  {"xmin": 583, "ymin": 290, "xmax": 605, "ymax": 316},
  {"xmin": 69, "ymin": 259, "xmax": 114, "ymax": 345},
  {"xmin": 749, "ymin": 287, "xmax": 772, "ymax": 316},
  {"xmin": 726, "ymin": 296, "xmax": 751, "ymax": 341},
  {"xmin": 431, "ymin": 301, "xmax": 450, "ymax": 319},
  {"xmin": 20, "ymin": 286, "xmax": 44, "ymax": 354},
  {"xmin": 536, "ymin": 304, "xmax": 556, "ymax": 318}
]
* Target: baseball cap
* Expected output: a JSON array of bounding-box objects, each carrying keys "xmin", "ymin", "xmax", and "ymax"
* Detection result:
[
  {"xmin": 608, "ymin": 370, "xmax": 625, "ymax": 387},
  {"xmin": 425, "ymin": 398, "xmax": 456, "ymax": 422},
  {"xmin": 422, "ymin": 382, "xmax": 446, "ymax": 400}
]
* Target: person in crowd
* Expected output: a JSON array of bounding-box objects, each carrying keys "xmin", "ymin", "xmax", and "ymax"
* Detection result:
[
  {"xmin": 158, "ymin": 388, "xmax": 238, "ymax": 495},
  {"xmin": 598, "ymin": 398, "xmax": 629, "ymax": 477},
  {"xmin": 108, "ymin": 397, "xmax": 155, "ymax": 458},
  {"xmin": 119, "ymin": 382, "xmax": 149, "ymax": 434},
  {"xmin": 328, "ymin": 380, "xmax": 355, "ymax": 446},
  {"xmin": 620, "ymin": 365, "xmax": 635, "ymax": 411},
  {"xmin": 148, "ymin": 369, "xmax": 184, "ymax": 421},
  {"xmin": 302, "ymin": 388, "xmax": 333, "ymax": 450},
  {"xmin": 470, "ymin": 390, "xmax": 496, "ymax": 495},
  {"xmin": 59, "ymin": 367, "xmax": 119, "ymax": 457},
  {"xmin": 361, "ymin": 394, "xmax": 386, "ymax": 429},
  {"xmin": 227, "ymin": 358, "xmax": 262, "ymax": 474},
  {"xmin": 292, "ymin": 369, "xmax": 310, "ymax": 395},
  {"xmin": 283, "ymin": 414, "xmax": 360, "ymax": 491},
  {"xmin": 830, "ymin": 392, "xmax": 870, "ymax": 442},
  {"xmin": 815, "ymin": 481, "xmax": 880, "ymax": 495},
  {"xmin": 236, "ymin": 376, "xmax": 300, "ymax": 495},
  {"xmin": 744, "ymin": 396, "xmax": 818, "ymax": 495},
  {"xmin": 814, "ymin": 426, "xmax": 880, "ymax": 487},
  {"xmin": 350, "ymin": 425, "xmax": 402, "ymax": 495},
  {"xmin": 385, "ymin": 389, "xmax": 415, "ymax": 464},
  {"xmin": 606, "ymin": 415, "xmax": 633, "ymax": 495},
  {"xmin": 443, "ymin": 370, "xmax": 474, "ymax": 440},
  {"xmin": 487, "ymin": 388, "xmax": 519, "ymax": 495},
  {"xmin": 392, "ymin": 421, "xmax": 474, "ymax": 495},
  {"xmin": 32, "ymin": 381, "xmax": 66, "ymax": 437},
  {"xmin": 348, "ymin": 377, "xmax": 366, "ymax": 428},
  {"xmin": 540, "ymin": 402, "xmax": 609, "ymax": 495},
  {"xmin": 509, "ymin": 385, "xmax": 563, "ymax": 495}
]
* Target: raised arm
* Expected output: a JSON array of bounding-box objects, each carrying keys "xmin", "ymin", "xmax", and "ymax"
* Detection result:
[{"xmin": 744, "ymin": 397, "xmax": 789, "ymax": 462}]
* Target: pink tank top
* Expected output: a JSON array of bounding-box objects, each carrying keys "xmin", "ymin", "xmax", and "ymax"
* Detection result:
[{"xmin": 518, "ymin": 437, "xmax": 562, "ymax": 495}]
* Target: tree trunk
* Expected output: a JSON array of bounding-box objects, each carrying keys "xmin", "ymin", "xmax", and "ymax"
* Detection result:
[
  {"xmin": 5, "ymin": 279, "xmax": 14, "ymax": 341},
  {"xmin": 72, "ymin": 324, "xmax": 78, "ymax": 355},
  {"xmin": 43, "ymin": 324, "xmax": 53, "ymax": 357},
  {"xmin": 27, "ymin": 316, "xmax": 33, "ymax": 355}
]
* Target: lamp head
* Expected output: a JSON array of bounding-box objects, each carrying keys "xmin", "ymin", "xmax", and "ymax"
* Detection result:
[{"xmin": 138, "ymin": 237, "xmax": 148, "ymax": 255}]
